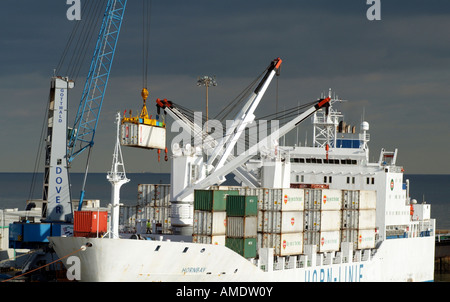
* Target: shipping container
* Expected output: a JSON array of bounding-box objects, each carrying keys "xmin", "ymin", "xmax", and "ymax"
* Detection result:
[
  {"xmin": 258, "ymin": 232, "xmax": 303, "ymax": 256},
  {"xmin": 194, "ymin": 190, "xmax": 239, "ymax": 211},
  {"xmin": 304, "ymin": 210, "xmax": 321, "ymax": 231},
  {"xmin": 342, "ymin": 209, "xmax": 376, "ymax": 230},
  {"xmin": 226, "ymin": 195, "xmax": 258, "ymax": 217},
  {"xmin": 304, "ymin": 210, "xmax": 341, "ymax": 231},
  {"xmin": 121, "ymin": 122, "xmax": 166, "ymax": 150},
  {"xmin": 263, "ymin": 188, "xmax": 304, "ymax": 211},
  {"xmin": 342, "ymin": 190, "xmax": 359, "ymax": 210},
  {"xmin": 304, "ymin": 189, "xmax": 322, "ymax": 210},
  {"xmin": 227, "ymin": 216, "xmax": 258, "ymax": 238},
  {"xmin": 138, "ymin": 184, "xmax": 171, "ymax": 207},
  {"xmin": 359, "ymin": 190, "xmax": 377, "ymax": 210},
  {"xmin": 193, "ymin": 234, "xmax": 226, "ymax": 245},
  {"xmin": 320, "ymin": 211, "xmax": 342, "ymax": 231},
  {"xmin": 193, "ymin": 211, "xmax": 227, "ymax": 236},
  {"xmin": 321, "ymin": 189, "xmax": 342, "ymax": 210},
  {"xmin": 358, "ymin": 210, "xmax": 376, "ymax": 229},
  {"xmin": 225, "ymin": 237, "xmax": 257, "ymax": 258},
  {"xmin": 357, "ymin": 229, "xmax": 376, "ymax": 249},
  {"xmin": 261, "ymin": 211, "xmax": 303, "ymax": 233},
  {"xmin": 280, "ymin": 188, "xmax": 304, "ymax": 211},
  {"xmin": 341, "ymin": 229, "xmax": 376, "ymax": 250},
  {"xmin": 342, "ymin": 210, "xmax": 358, "ymax": 229},
  {"xmin": 304, "ymin": 230, "xmax": 340, "ymax": 252},
  {"xmin": 74, "ymin": 211, "xmax": 108, "ymax": 237}
]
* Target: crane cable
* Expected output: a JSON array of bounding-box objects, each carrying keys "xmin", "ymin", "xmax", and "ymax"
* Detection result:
[{"xmin": 142, "ymin": 0, "xmax": 152, "ymax": 90}]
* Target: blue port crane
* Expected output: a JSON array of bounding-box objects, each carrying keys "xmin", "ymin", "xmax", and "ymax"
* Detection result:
[{"xmin": 67, "ymin": 0, "xmax": 128, "ymax": 211}]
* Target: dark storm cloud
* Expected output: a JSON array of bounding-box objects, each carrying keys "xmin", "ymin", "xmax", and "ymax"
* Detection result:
[{"xmin": 1, "ymin": 1, "xmax": 450, "ymax": 173}]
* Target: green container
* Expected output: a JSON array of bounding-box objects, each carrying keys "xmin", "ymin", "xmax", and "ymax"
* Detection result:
[
  {"xmin": 226, "ymin": 195, "xmax": 258, "ymax": 216},
  {"xmin": 225, "ymin": 237, "xmax": 257, "ymax": 258},
  {"xmin": 194, "ymin": 190, "xmax": 239, "ymax": 211}
]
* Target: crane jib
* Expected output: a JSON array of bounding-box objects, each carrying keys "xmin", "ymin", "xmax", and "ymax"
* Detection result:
[{"xmin": 254, "ymin": 58, "xmax": 282, "ymax": 95}]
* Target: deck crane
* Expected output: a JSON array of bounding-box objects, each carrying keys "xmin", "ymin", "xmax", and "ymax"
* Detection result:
[
  {"xmin": 157, "ymin": 59, "xmax": 330, "ymax": 231},
  {"xmin": 43, "ymin": 0, "xmax": 128, "ymax": 221},
  {"xmin": 156, "ymin": 58, "xmax": 282, "ymax": 197}
]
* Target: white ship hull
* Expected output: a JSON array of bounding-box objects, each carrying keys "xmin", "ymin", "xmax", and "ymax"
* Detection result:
[{"xmin": 49, "ymin": 233, "xmax": 435, "ymax": 282}]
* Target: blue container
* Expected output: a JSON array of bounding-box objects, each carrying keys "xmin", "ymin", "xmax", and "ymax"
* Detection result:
[{"xmin": 23, "ymin": 223, "xmax": 51, "ymax": 242}]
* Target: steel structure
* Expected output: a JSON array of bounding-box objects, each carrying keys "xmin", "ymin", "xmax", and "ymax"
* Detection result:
[{"xmin": 66, "ymin": 0, "xmax": 128, "ymax": 210}]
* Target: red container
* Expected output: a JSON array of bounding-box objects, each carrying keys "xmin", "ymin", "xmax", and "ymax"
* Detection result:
[{"xmin": 74, "ymin": 211, "xmax": 108, "ymax": 237}]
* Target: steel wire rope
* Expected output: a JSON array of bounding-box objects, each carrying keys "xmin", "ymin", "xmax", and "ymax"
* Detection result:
[
  {"xmin": 168, "ymin": 99, "xmax": 316, "ymax": 155},
  {"xmin": 27, "ymin": 90, "xmax": 52, "ymax": 202},
  {"xmin": 142, "ymin": 0, "xmax": 152, "ymax": 89},
  {"xmin": 71, "ymin": 0, "xmax": 107, "ymax": 83},
  {"xmin": 65, "ymin": 0, "xmax": 103, "ymax": 78},
  {"xmin": 213, "ymin": 68, "xmax": 266, "ymax": 122}
]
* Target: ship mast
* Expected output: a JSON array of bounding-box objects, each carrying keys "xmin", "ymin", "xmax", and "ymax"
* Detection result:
[{"xmin": 107, "ymin": 112, "xmax": 130, "ymax": 239}]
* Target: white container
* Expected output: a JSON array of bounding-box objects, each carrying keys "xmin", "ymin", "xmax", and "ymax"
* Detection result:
[
  {"xmin": 257, "ymin": 209, "xmax": 263, "ymax": 232},
  {"xmin": 320, "ymin": 211, "xmax": 342, "ymax": 231},
  {"xmin": 342, "ymin": 209, "xmax": 376, "ymax": 230},
  {"xmin": 304, "ymin": 231, "xmax": 340, "ymax": 252},
  {"xmin": 263, "ymin": 188, "xmax": 281, "ymax": 211},
  {"xmin": 304, "ymin": 189, "xmax": 322, "ymax": 210},
  {"xmin": 227, "ymin": 216, "xmax": 258, "ymax": 238},
  {"xmin": 319, "ymin": 231, "xmax": 340, "ymax": 252},
  {"xmin": 258, "ymin": 233, "xmax": 303, "ymax": 256},
  {"xmin": 280, "ymin": 211, "xmax": 304, "ymax": 233},
  {"xmin": 321, "ymin": 189, "xmax": 342, "ymax": 210},
  {"xmin": 138, "ymin": 184, "xmax": 171, "ymax": 207},
  {"xmin": 280, "ymin": 188, "xmax": 304, "ymax": 211},
  {"xmin": 193, "ymin": 211, "xmax": 227, "ymax": 236},
  {"xmin": 342, "ymin": 190, "xmax": 359, "ymax": 210},
  {"xmin": 262, "ymin": 210, "xmax": 281, "ymax": 233},
  {"xmin": 359, "ymin": 190, "xmax": 377, "ymax": 210},
  {"xmin": 121, "ymin": 122, "xmax": 166, "ymax": 150},
  {"xmin": 358, "ymin": 209, "xmax": 376, "ymax": 229},
  {"xmin": 193, "ymin": 234, "xmax": 226, "ymax": 245},
  {"xmin": 262, "ymin": 211, "xmax": 303, "ymax": 233},
  {"xmin": 304, "ymin": 210, "xmax": 321, "ymax": 231},
  {"xmin": 357, "ymin": 229, "xmax": 376, "ymax": 249},
  {"xmin": 342, "ymin": 210, "xmax": 359, "ymax": 229}
]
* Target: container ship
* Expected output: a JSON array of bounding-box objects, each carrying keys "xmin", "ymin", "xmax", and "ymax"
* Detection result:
[
  {"xmin": 2, "ymin": 1, "xmax": 435, "ymax": 282},
  {"xmin": 48, "ymin": 64, "xmax": 436, "ymax": 281}
]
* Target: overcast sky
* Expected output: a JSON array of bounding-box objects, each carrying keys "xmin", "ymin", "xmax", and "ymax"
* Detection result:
[{"xmin": 1, "ymin": 0, "xmax": 450, "ymax": 175}]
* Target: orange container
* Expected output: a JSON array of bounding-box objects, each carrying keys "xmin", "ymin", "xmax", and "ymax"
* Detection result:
[{"xmin": 74, "ymin": 211, "xmax": 108, "ymax": 237}]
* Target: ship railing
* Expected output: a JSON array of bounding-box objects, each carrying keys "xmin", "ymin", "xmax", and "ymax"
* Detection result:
[{"xmin": 268, "ymin": 248, "xmax": 374, "ymax": 272}]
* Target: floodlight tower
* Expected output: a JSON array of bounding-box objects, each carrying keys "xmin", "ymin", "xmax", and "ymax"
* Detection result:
[{"xmin": 197, "ymin": 75, "xmax": 217, "ymax": 126}]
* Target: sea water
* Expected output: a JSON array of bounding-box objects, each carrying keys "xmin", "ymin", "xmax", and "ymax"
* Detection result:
[{"xmin": 1, "ymin": 173, "xmax": 447, "ymax": 228}]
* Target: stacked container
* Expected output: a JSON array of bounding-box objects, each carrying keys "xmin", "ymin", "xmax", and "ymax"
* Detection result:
[
  {"xmin": 257, "ymin": 188, "xmax": 304, "ymax": 256},
  {"xmin": 341, "ymin": 190, "xmax": 377, "ymax": 250},
  {"xmin": 193, "ymin": 190, "xmax": 239, "ymax": 245},
  {"xmin": 137, "ymin": 184, "xmax": 172, "ymax": 234},
  {"xmin": 303, "ymin": 189, "xmax": 342, "ymax": 252},
  {"xmin": 225, "ymin": 195, "xmax": 258, "ymax": 258}
]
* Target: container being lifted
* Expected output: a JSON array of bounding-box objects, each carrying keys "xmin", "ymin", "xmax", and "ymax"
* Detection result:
[{"xmin": 121, "ymin": 88, "xmax": 166, "ymax": 151}]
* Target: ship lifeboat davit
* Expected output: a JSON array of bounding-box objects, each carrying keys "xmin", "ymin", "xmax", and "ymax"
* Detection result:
[{"xmin": 120, "ymin": 88, "xmax": 166, "ymax": 150}]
